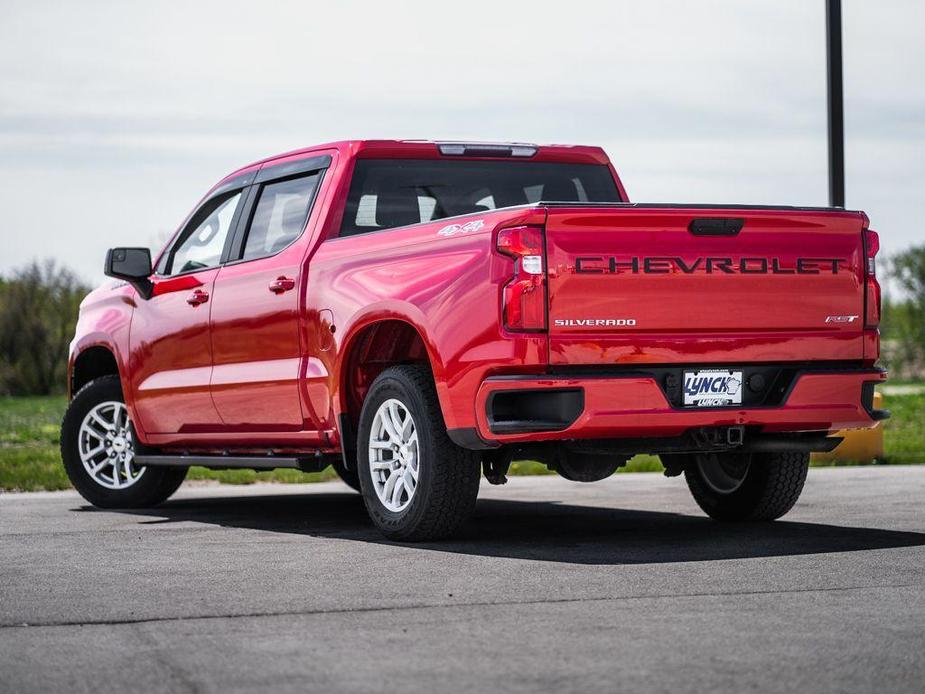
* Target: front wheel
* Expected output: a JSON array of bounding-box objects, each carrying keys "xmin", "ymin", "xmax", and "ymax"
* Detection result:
[
  {"xmin": 357, "ymin": 364, "xmax": 481, "ymax": 541},
  {"xmin": 61, "ymin": 375, "xmax": 187, "ymax": 508},
  {"xmin": 681, "ymin": 450, "xmax": 810, "ymax": 521},
  {"xmin": 331, "ymin": 457, "xmax": 361, "ymax": 492}
]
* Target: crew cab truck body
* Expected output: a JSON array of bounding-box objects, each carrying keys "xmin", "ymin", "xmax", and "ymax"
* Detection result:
[{"xmin": 62, "ymin": 140, "xmax": 887, "ymax": 540}]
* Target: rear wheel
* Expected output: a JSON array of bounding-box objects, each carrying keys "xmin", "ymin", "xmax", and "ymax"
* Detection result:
[
  {"xmin": 682, "ymin": 450, "xmax": 810, "ymax": 521},
  {"xmin": 61, "ymin": 376, "xmax": 187, "ymax": 508},
  {"xmin": 357, "ymin": 364, "xmax": 481, "ymax": 541}
]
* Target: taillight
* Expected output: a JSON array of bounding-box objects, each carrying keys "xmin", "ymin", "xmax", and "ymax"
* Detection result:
[
  {"xmin": 496, "ymin": 225, "xmax": 546, "ymax": 331},
  {"xmin": 863, "ymin": 228, "xmax": 881, "ymax": 328}
]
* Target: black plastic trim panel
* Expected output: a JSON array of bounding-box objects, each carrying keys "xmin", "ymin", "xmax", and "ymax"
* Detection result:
[
  {"xmin": 338, "ymin": 413, "xmax": 358, "ymax": 469},
  {"xmin": 255, "ymin": 155, "xmax": 331, "ymax": 184},
  {"xmin": 486, "ymin": 388, "xmax": 584, "ymax": 434},
  {"xmin": 135, "ymin": 453, "xmax": 336, "ymax": 473},
  {"xmin": 861, "ymin": 381, "xmax": 891, "ymax": 421},
  {"xmin": 222, "ymin": 184, "xmax": 259, "ymax": 264},
  {"xmin": 688, "ymin": 217, "xmax": 744, "ymax": 236},
  {"xmin": 446, "ymin": 427, "xmax": 500, "ymax": 450},
  {"xmin": 503, "ymin": 431, "xmax": 843, "ymax": 458},
  {"xmin": 212, "ymin": 171, "xmax": 257, "ymax": 198}
]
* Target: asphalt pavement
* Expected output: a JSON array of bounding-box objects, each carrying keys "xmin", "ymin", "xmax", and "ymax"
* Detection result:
[{"xmin": 1, "ymin": 466, "xmax": 924, "ymax": 693}]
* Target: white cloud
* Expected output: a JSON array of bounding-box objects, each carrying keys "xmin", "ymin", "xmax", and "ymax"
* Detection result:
[{"xmin": 0, "ymin": 0, "xmax": 922, "ymax": 281}]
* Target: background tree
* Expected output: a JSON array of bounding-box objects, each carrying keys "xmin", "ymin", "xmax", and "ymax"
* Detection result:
[
  {"xmin": 0, "ymin": 261, "xmax": 90, "ymax": 395},
  {"xmin": 882, "ymin": 245, "xmax": 925, "ymax": 381}
]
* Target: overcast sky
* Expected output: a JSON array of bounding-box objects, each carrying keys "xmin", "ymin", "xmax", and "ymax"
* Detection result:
[{"xmin": 1, "ymin": 0, "xmax": 922, "ymax": 283}]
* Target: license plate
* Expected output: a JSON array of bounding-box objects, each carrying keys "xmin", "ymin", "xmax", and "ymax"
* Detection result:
[{"xmin": 683, "ymin": 369, "xmax": 744, "ymax": 407}]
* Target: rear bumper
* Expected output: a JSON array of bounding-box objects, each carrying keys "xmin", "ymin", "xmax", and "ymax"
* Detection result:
[{"xmin": 452, "ymin": 367, "xmax": 887, "ymax": 449}]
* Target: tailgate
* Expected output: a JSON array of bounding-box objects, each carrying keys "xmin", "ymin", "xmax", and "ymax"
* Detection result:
[{"xmin": 544, "ymin": 205, "xmax": 867, "ymax": 365}]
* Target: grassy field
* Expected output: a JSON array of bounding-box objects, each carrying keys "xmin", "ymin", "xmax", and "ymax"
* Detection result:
[{"xmin": 1, "ymin": 391, "xmax": 922, "ymax": 492}]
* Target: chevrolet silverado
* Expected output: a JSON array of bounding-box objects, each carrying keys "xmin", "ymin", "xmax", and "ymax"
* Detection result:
[{"xmin": 62, "ymin": 140, "xmax": 888, "ymax": 540}]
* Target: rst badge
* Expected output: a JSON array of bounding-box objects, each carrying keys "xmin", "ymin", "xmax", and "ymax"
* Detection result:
[{"xmin": 683, "ymin": 369, "xmax": 743, "ymax": 407}]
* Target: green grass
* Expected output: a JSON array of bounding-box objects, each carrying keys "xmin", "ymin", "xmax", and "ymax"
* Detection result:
[
  {"xmin": 1, "ymin": 390, "xmax": 922, "ymax": 492},
  {"xmin": 0, "ymin": 396, "xmax": 71, "ymax": 491},
  {"xmin": 879, "ymin": 391, "xmax": 925, "ymax": 464},
  {"xmin": 0, "ymin": 395, "xmax": 68, "ymax": 446},
  {"xmin": 0, "ymin": 396, "xmax": 340, "ymax": 491}
]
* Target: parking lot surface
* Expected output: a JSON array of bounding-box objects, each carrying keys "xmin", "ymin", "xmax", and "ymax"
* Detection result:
[{"xmin": 2, "ymin": 466, "xmax": 924, "ymax": 693}]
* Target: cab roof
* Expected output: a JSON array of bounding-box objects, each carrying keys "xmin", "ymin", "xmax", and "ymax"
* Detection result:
[{"xmin": 235, "ymin": 139, "xmax": 612, "ymax": 175}]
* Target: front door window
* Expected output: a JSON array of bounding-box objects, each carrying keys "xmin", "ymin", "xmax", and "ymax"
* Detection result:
[{"xmin": 167, "ymin": 191, "xmax": 242, "ymax": 275}]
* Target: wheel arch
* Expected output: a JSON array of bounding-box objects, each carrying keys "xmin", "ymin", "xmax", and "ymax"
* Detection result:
[
  {"xmin": 336, "ymin": 315, "xmax": 444, "ymax": 462},
  {"xmin": 70, "ymin": 343, "xmax": 122, "ymax": 398}
]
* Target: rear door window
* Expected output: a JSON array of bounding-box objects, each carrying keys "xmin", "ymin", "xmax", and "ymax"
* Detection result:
[{"xmin": 240, "ymin": 173, "xmax": 320, "ymax": 261}]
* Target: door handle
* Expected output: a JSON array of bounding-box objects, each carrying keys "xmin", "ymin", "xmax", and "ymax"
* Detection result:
[
  {"xmin": 268, "ymin": 276, "xmax": 296, "ymax": 293},
  {"xmin": 186, "ymin": 289, "xmax": 209, "ymax": 306}
]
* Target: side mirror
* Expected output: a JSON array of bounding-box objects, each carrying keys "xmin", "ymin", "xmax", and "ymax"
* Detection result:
[{"xmin": 104, "ymin": 247, "xmax": 153, "ymax": 299}]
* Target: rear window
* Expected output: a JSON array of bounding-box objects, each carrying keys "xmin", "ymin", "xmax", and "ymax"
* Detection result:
[{"xmin": 339, "ymin": 159, "xmax": 621, "ymax": 237}]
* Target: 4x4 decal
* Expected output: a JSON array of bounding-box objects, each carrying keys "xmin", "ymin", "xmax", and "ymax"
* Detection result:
[{"xmin": 436, "ymin": 219, "xmax": 485, "ymax": 237}]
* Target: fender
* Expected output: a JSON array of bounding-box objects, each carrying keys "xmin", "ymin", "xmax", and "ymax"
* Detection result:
[
  {"xmin": 69, "ymin": 334, "xmax": 127, "ymax": 394},
  {"xmin": 68, "ymin": 285, "xmax": 144, "ymax": 438}
]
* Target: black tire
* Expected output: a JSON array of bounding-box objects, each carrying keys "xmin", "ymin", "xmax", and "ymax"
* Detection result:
[
  {"xmin": 356, "ymin": 364, "xmax": 481, "ymax": 541},
  {"xmin": 61, "ymin": 375, "xmax": 187, "ymax": 508},
  {"xmin": 331, "ymin": 457, "xmax": 361, "ymax": 492},
  {"xmin": 683, "ymin": 450, "xmax": 810, "ymax": 521}
]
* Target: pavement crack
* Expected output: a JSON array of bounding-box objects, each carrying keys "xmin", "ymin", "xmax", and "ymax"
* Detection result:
[{"xmin": 2, "ymin": 582, "xmax": 920, "ymax": 630}]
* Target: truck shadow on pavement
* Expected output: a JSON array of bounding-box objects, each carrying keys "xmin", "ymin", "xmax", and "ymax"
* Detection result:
[{"xmin": 98, "ymin": 490, "xmax": 925, "ymax": 566}]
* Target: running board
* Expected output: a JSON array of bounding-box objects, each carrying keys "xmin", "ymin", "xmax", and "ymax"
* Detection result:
[{"xmin": 134, "ymin": 453, "xmax": 336, "ymax": 473}]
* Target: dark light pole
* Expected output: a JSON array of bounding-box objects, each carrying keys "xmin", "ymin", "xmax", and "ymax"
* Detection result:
[{"xmin": 826, "ymin": 0, "xmax": 845, "ymax": 207}]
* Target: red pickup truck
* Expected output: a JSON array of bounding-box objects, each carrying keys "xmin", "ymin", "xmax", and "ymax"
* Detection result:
[{"xmin": 62, "ymin": 140, "xmax": 887, "ymax": 540}]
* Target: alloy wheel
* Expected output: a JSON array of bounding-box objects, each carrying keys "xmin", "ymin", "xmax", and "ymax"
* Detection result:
[
  {"xmin": 368, "ymin": 398, "xmax": 419, "ymax": 512},
  {"xmin": 78, "ymin": 401, "xmax": 145, "ymax": 490}
]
